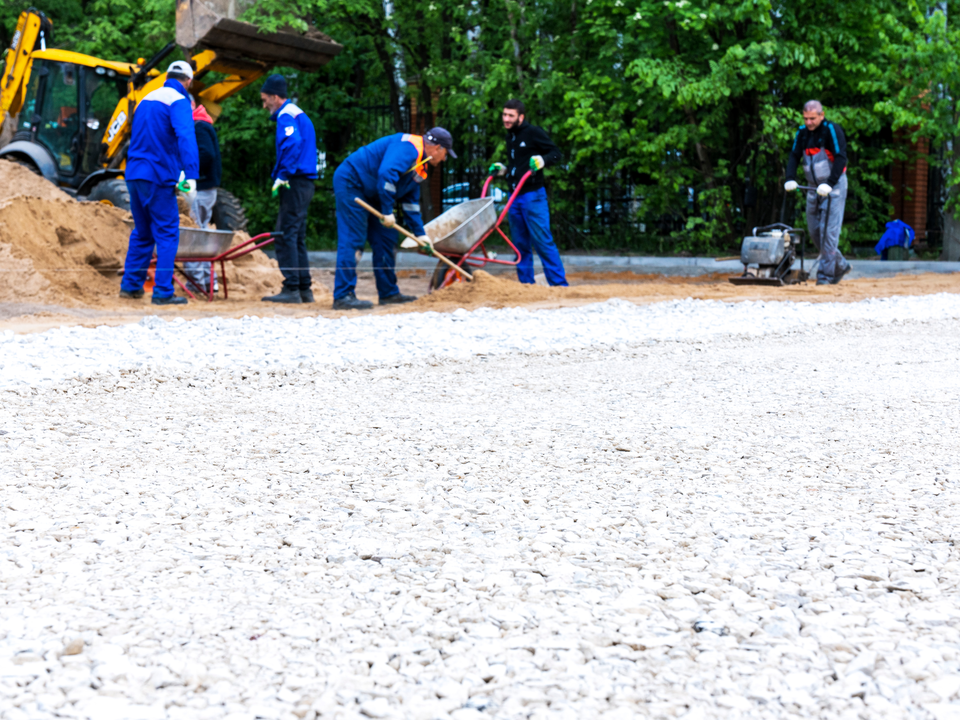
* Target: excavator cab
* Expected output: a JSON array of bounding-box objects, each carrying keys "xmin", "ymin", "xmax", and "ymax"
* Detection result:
[
  {"xmin": 14, "ymin": 56, "xmax": 128, "ymax": 178},
  {"xmin": 1, "ymin": 3, "xmax": 341, "ymax": 216}
]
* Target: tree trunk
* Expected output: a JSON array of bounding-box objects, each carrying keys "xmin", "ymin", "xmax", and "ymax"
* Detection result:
[
  {"xmin": 942, "ymin": 183, "xmax": 960, "ymax": 260},
  {"xmin": 507, "ymin": 4, "xmax": 525, "ymax": 92}
]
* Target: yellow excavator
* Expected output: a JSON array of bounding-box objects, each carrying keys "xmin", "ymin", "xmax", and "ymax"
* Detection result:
[{"xmin": 0, "ymin": 1, "xmax": 341, "ymax": 229}]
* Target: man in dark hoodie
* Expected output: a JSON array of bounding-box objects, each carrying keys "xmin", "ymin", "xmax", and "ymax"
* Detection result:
[
  {"xmin": 488, "ymin": 98, "xmax": 568, "ymax": 286},
  {"xmin": 184, "ymin": 94, "xmax": 222, "ymax": 292}
]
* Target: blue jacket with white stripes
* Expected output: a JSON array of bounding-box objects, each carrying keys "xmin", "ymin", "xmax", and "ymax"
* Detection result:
[
  {"xmin": 339, "ymin": 133, "xmax": 425, "ymax": 235},
  {"xmin": 126, "ymin": 79, "xmax": 199, "ymax": 185},
  {"xmin": 271, "ymin": 100, "xmax": 318, "ymax": 182}
]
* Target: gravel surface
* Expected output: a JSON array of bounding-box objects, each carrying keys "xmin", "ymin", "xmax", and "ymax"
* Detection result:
[
  {"xmin": 2, "ymin": 301, "xmax": 960, "ymax": 719},
  {"xmin": 3, "ymin": 294, "xmax": 960, "ymax": 389}
]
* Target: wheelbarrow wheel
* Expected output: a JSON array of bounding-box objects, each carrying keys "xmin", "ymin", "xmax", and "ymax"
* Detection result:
[{"xmin": 428, "ymin": 259, "xmax": 472, "ymax": 292}]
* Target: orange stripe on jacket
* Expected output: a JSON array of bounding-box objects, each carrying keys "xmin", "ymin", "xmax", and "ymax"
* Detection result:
[{"xmin": 402, "ymin": 134, "xmax": 428, "ymax": 180}]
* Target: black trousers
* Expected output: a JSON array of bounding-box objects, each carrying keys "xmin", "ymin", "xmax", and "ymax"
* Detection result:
[{"xmin": 274, "ymin": 176, "xmax": 315, "ymax": 291}]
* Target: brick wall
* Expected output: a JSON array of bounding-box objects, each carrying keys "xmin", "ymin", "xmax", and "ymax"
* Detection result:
[
  {"xmin": 890, "ymin": 132, "xmax": 929, "ymax": 241},
  {"xmin": 407, "ymin": 83, "xmax": 443, "ymax": 222}
]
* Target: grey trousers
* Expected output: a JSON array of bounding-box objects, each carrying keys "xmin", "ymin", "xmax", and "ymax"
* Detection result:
[
  {"xmin": 804, "ymin": 172, "xmax": 848, "ymax": 283},
  {"xmin": 185, "ymin": 188, "xmax": 218, "ymax": 289}
]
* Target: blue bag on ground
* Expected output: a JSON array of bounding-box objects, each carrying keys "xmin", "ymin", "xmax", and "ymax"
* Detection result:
[{"xmin": 875, "ymin": 219, "xmax": 914, "ymax": 259}]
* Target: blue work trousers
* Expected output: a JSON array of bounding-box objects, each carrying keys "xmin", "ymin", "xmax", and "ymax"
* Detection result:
[
  {"xmin": 332, "ymin": 171, "xmax": 400, "ymax": 301},
  {"xmin": 121, "ymin": 179, "xmax": 179, "ymax": 298},
  {"xmin": 507, "ymin": 187, "xmax": 568, "ymax": 286}
]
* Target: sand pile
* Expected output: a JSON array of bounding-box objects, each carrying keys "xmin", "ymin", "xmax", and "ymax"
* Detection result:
[
  {"xmin": 409, "ymin": 270, "xmax": 571, "ymax": 310},
  {"xmin": 0, "ymin": 159, "xmax": 73, "ymax": 203},
  {"xmin": 0, "ymin": 198, "xmax": 133, "ymax": 303},
  {"xmin": 0, "ymin": 160, "xmax": 293, "ymax": 305},
  {"xmin": 223, "ymin": 231, "xmax": 333, "ymax": 302}
]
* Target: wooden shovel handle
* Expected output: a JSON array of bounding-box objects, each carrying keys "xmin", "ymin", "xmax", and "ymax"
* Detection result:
[{"xmin": 353, "ymin": 197, "xmax": 473, "ymax": 280}]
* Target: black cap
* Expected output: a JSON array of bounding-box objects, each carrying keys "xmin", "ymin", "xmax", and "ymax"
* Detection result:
[
  {"xmin": 260, "ymin": 74, "xmax": 287, "ymax": 98},
  {"xmin": 424, "ymin": 127, "xmax": 457, "ymax": 158}
]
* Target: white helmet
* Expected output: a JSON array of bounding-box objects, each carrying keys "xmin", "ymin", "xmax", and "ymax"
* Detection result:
[{"xmin": 166, "ymin": 60, "xmax": 194, "ymax": 79}]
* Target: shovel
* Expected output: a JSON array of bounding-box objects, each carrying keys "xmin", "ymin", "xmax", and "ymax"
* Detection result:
[{"xmin": 354, "ymin": 198, "xmax": 473, "ymax": 281}]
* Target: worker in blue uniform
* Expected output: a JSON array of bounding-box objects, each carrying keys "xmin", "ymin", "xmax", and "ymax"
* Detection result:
[
  {"xmin": 260, "ymin": 74, "xmax": 320, "ymax": 303},
  {"xmin": 332, "ymin": 127, "xmax": 456, "ymax": 310},
  {"xmin": 488, "ymin": 98, "xmax": 568, "ymax": 286},
  {"xmin": 119, "ymin": 61, "xmax": 199, "ymax": 305}
]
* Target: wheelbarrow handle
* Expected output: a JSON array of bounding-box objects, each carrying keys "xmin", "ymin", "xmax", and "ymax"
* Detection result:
[{"xmin": 353, "ymin": 197, "xmax": 473, "ymax": 281}]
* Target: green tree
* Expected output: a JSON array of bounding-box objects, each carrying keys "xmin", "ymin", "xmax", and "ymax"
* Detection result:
[{"xmin": 870, "ymin": 1, "xmax": 960, "ymax": 259}]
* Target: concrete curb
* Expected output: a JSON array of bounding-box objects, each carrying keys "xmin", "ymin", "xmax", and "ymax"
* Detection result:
[{"xmin": 295, "ymin": 250, "xmax": 960, "ymax": 279}]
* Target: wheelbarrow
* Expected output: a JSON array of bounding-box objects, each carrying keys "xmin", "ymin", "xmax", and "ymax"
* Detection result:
[
  {"xmin": 422, "ymin": 170, "xmax": 533, "ymax": 291},
  {"xmin": 173, "ymin": 227, "xmax": 282, "ymax": 301},
  {"xmin": 125, "ymin": 222, "xmax": 281, "ymax": 300}
]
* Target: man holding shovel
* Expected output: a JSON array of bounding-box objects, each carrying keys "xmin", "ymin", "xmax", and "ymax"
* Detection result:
[
  {"xmin": 332, "ymin": 128, "xmax": 455, "ymax": 310},
  {"xmin": 784, "ymin": 100, "xmax": 852, "ymax": 285}
]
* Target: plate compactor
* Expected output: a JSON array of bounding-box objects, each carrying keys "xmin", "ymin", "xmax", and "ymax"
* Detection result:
[{"xmin": 728, "ymin": 185, "xmax": 828, "ymax": 286}]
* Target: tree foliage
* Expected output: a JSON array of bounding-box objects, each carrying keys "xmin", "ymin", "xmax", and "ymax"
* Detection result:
[{"xmin": 0, "ymin": 0, "xmax": 949, "ymax": 253}]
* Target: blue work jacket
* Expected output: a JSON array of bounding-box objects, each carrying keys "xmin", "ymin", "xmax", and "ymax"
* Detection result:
[
  {"xmin": 341, "ymin": 133, "xmax": 427, "ymax": 235},
  {"xmin": 271, "ymin": 100, "xmax": 318, "ymax": 181},
  {"xmin": 126, "ymin": 79, "xmax": 199, "ymax": 185}
]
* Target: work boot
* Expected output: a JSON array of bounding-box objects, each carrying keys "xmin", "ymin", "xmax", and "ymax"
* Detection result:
[
  {"xmin": 262, "ymin": 289, "xmax": 302, "ymax": 304},
  {"xmin": 380, "ymin": 293, "xmax": 417, "ymax": 305},
  {"xmin": 152, "ymin": 295, "xmax": 187, "ymax": 306},
  {"xmin": 333, "ymin": 293, "xmax": 373, "ymax": 310},
  {"xmin": 831, "ymin": 264, "xmax": 852, "ymax": 285},
  {"xmin": 119, "ymin": 289, "xmax": 144, "ymax": 299},
  {"xmin": 300, "ymin": 288, "xmax": 315, "ymax": 303}
]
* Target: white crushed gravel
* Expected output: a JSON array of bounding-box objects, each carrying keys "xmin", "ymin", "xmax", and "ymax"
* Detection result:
[
  {"xmin": 2, "ymin": 293, "xmax": 960, "ymax": 388},
  {"xmin": 1, "ymin": 298, "xmax": 960, "ymax": 720}
]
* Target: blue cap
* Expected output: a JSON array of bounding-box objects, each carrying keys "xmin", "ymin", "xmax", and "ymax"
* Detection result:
[
  {"xmin": 425, "ymin": 127, "xmax": 457, "ymax": 158},
  {"xmin": 260, "ymin": 74, "xmax": 287, "ymax": 98}
]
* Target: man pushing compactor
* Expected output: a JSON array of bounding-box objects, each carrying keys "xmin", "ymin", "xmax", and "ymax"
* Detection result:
[{"xmin": 784, "ymin": 100, "xmax": 852, "ymax": 285}]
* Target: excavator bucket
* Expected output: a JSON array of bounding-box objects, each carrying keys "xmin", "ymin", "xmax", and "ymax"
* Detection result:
[{"xmin": 175, "ymin": 0, "xmax": 342, "ymax": 71}]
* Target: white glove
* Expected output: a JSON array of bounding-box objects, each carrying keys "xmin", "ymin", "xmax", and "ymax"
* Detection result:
[
  {"xmin": 401, "ymin": 234, "xmax": 431, "ymax": 249},
  {"xmin": 380, "ymin": 213, "xmax": 396, "ymax": 229},
  {"xmin": 271, "ymin": 178, "xmax": 290, "ymax": 197},
  {"xmin": 817, "ymin": 183, "xmax": 832, "ymax": 197},
  {"xmin": 784, "ymin": 180, "xmax": 798, "ymax": 192},
  {"xmin": 489, "ymin": 162, "xmax": 507, "ymax": 177},
  {"xmin": 529, "ymin": 155, "xmax": 545, "ymax": 171}
]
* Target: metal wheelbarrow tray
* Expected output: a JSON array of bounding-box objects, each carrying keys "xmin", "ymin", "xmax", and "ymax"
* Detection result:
[
  {"xmin": 420, "ymin": 170, "xmax": 535, "ymax": 291},
  {"xmin": 124, "ymin": 222, "xmax": 281, "ymax": 301},
  {"xmin": 172, "ymin": 229, "xmax": 282, "ymax": 301},
  {"xmin": 425, "ymin": 198, "xmax": 498, "ymax": 254},
  {"xmin": 176, "ymin": 227, "xmax": 235, "ymax": 258}
]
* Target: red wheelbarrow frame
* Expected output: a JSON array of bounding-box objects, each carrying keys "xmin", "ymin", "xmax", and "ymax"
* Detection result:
[
  {"xmin": 427, "ymin": 170, "xmax": 533, "ymax": 290},
  {"xmin": 167, "ymin": 231, "xmax": 281, "ymax": 301}
]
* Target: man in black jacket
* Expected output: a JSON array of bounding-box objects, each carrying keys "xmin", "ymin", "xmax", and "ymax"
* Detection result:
[
  {"xmin": 784, "ymin": 100, "xmax": 851, "ymax": 285},
  {"xmin": 184, "ymin": 94, "xmax": 222, "ymax": 293},
  {"xmin": 489, "ymin": 99, "xmax": 568, "ymax": 286}
]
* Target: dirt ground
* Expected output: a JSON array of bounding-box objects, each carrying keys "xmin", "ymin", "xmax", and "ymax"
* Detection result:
[
  {"xmin": 2, "ymin": 158, "xmax": 956, "ymax": 334},
  {"xmin": 1, "ymin": 264, "xmax": 957, "ymax": 334}
]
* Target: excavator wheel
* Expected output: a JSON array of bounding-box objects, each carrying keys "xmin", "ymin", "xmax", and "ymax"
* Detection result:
[
  {"xmin": 87, "ymin": 178, "xmax": 131, "ymax": 210},
  {"xmin": 10, "ymin": 158, "xmax": 41, "ymax": 175},
  {"xmin": 211, "ymin": 189, "xmax": 248, "ymax": 231}
]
